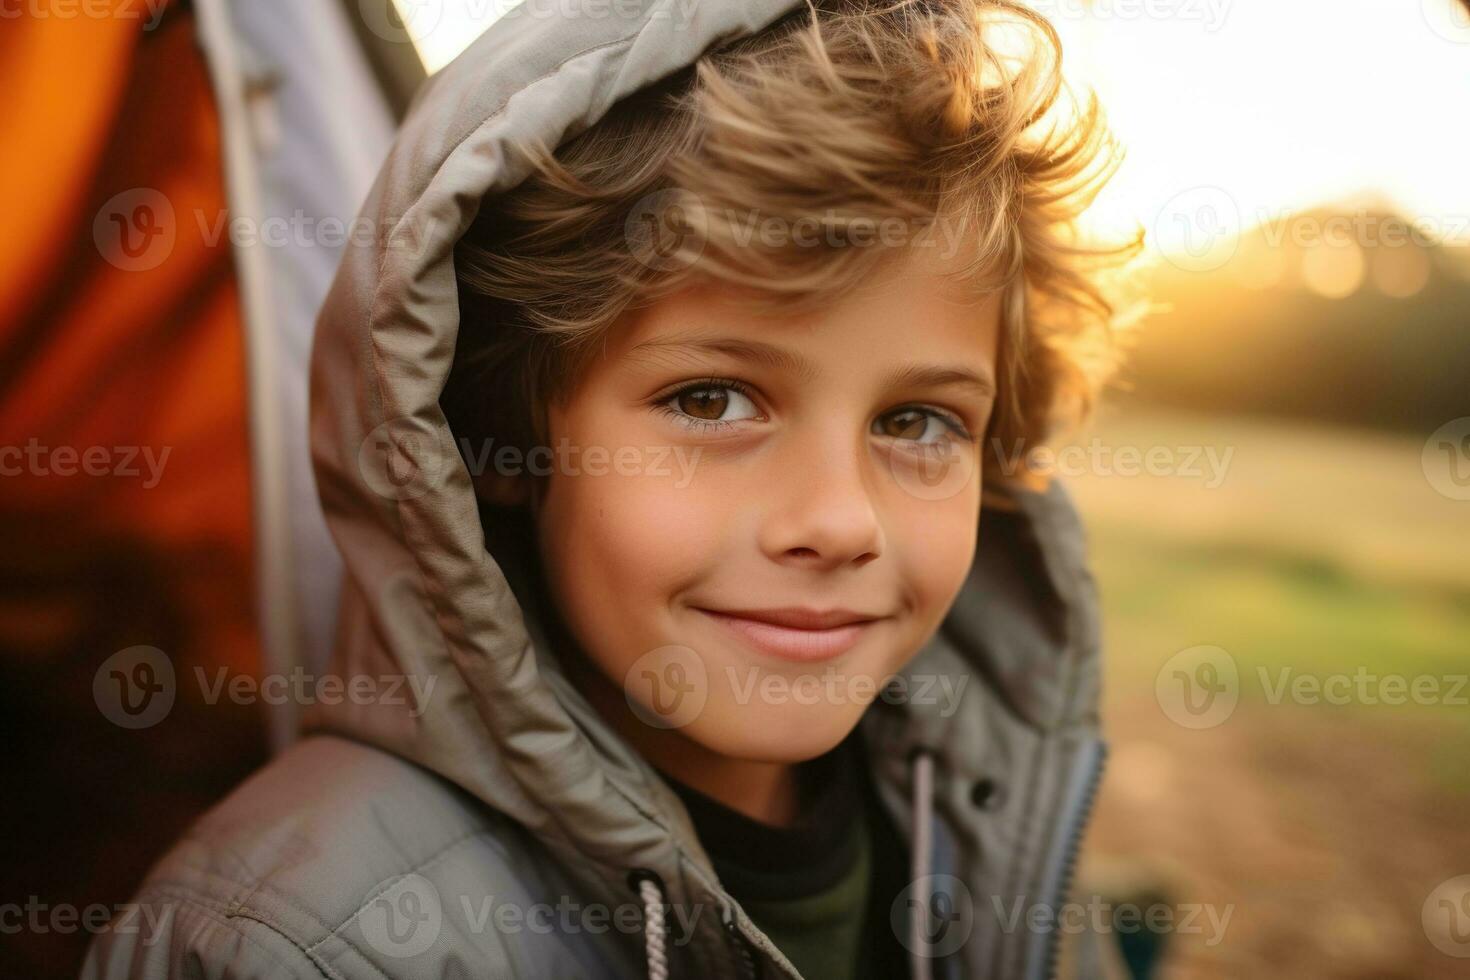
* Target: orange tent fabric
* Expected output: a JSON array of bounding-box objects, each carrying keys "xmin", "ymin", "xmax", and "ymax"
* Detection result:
[
  {"xmin": 0, "ymin": 4, "xmax": 267, "ymax": 975},
  {"xmin": 0, "ymin": 2, "xmax": 258, "ymax": 672}
]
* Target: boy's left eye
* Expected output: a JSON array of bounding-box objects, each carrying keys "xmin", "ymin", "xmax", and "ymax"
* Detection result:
[{"xmin": 873, "ymin": 407, "xmax": 967, "ymax": 444}]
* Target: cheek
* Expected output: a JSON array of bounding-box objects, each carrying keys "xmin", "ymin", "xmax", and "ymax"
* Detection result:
[
  {"xmin": 545, "ymin": 474, "xmax": 714, "ymax": 599},
  {"xmin": 535, "ymin": 431, "xmax": 731, "ymax": 666},
  {"xmin": 893, "ymin": 486, "xmax": 980, "ymax": 626}
]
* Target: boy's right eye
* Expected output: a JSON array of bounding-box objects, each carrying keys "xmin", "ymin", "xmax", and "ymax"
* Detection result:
[{"xmin": 658, "ymin": 381, "xmax": 762, "ymax": 429}]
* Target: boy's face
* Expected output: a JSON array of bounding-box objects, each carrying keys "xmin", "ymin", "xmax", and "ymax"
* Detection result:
[{"xmin": 535, "ymin": 244, "xmax": 1000, "ymax": 764}]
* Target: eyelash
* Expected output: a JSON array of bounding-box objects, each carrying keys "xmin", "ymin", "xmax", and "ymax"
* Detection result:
[{"xmin": 652, "ymin": 377, "xmax": 976, "ymax": 441}]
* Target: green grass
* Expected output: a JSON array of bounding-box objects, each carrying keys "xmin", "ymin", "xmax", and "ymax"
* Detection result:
[{"xmin": 1088, "ymin": 523, "xmax": 1470, "ymax": 692}]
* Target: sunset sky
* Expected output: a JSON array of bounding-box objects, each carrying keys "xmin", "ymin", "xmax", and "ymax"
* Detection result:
[{"xmin": 396, "ymin": 0, "xmax": 1470, "ymax": 255}]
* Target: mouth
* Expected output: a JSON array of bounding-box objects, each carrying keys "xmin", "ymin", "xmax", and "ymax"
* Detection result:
[{"xmin": 693, "ymin": 606, "xmax": 886, "ymax": 663}]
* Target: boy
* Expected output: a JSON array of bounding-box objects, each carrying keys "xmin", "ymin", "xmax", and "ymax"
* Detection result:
[{"xmin": 86, "ymin": 0, "xmax": 1137, "ymax": 977}]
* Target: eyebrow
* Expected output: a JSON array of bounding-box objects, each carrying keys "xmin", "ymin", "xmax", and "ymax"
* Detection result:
[
  {"xmin": 881, "ymin": 363, "xmax": 997, "ymax": 401},
  {"xmin": 628, "ymin": 334, "xmax": 995, "ymax": 399},
  {"xmin": 627, "ymin": 336, "xmax": 820, "ymax": 382}
]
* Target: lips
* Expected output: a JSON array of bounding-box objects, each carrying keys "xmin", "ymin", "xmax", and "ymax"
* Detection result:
[{"xmin": 694, "ymin": 606, "xmax": 884, "ymax": 663}]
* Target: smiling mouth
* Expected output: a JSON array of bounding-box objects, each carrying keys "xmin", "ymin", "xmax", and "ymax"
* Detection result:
[{"xmin": 693, "ymin": 606, "xmax": 885, "ymax": 663}]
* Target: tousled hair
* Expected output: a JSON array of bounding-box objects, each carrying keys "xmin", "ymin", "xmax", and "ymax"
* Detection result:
[{"xmin": 444, "ymin": 0, "xmax": 1143, "ymax": 490}]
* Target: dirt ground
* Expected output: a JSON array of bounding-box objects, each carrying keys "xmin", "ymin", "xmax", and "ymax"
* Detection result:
[{"xmin": 1082, "ymin": 694, "xmax": 1470, "ymax": 978}]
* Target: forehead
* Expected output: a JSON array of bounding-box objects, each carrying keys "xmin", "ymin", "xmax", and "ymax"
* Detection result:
[{"xmin": 611, "ymin": 243, "xmax": 1003, "ymax": 370}]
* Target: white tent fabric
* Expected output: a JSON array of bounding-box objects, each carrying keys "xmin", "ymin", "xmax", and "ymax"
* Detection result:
[{"xmin": 192, "ymin": 0, "xmax": 404, "ymax": 749}]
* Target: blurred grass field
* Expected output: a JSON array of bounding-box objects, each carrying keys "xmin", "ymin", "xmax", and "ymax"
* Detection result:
[{"xmin": 1064, "ymin": 405, "xmax": 1470, "ymax": 979}]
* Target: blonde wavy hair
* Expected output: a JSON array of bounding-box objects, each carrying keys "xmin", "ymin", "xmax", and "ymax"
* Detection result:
[{"xmin": 446, "ymin": 0, "xmax": 1142, "ymax": 486}]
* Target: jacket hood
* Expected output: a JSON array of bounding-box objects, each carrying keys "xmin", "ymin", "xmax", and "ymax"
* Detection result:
[{"xmin": 304, "ymin": 2, "xmax": 1105, "ymax": 978}]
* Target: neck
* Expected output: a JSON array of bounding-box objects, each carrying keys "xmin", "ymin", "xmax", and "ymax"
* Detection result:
[{"xmin": 652, "ymin": 735, "xmax": 803, "ymax": 827}]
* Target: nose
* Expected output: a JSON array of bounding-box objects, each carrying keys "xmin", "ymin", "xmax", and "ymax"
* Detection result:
[{"xmin": 757, "ymin": 426, "xmax": 884, "ymax": 571}]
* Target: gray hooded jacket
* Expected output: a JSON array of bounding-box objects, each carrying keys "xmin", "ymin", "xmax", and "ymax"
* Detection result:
[{"xmin": 82, "ymin": 2, "xmax": 1107, "ymax": 978}]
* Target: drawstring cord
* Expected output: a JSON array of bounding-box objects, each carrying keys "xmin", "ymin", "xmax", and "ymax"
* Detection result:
[
  {"xmin": 909, "ymin": 749, "xmax": 937, "ymax": 980},
  {"xmin": 634, "ymin": 874, "xmax": 669, "ymax": 980}
]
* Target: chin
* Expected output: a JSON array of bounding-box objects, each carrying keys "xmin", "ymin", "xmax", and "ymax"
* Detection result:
[{"xmin": 686, "ymin": 699, "xmax": 866, "ymax": 765}]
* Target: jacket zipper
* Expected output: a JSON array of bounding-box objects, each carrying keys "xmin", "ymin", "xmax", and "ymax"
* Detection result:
[
  {"xmin": 1042, "ymin": 739, "xmax": 1108, "ymax": 980},
  {"xmin": 726, "ymin": 915, "xmax": 762, "ymax": 980}
]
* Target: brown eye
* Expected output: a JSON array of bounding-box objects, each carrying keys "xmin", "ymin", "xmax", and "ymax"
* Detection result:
[
  {"xmin": 662, "ymin": 384, "xmax": 759, "ymax": 427},
  {"xmin": 676, "ymin": 387, "xmax": 729, "ymax": 420},
  {"xmin": 873, "ymin": 407, "xmax": 962, "ymax": 444},
  {"xmin": 876, "ymin": 408, "xmax": 931, "ymax": 440}
]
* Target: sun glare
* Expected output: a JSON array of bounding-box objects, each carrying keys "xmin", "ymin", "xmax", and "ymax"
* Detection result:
[{"xmin": 395, "ymin": 0, "xmax": 1470, "ymax": 262}]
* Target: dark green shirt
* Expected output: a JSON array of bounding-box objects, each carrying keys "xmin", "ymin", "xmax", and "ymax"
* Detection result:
[{"xmin": 659, "ymin": 731, "xmax": 910, "ymax": 980}]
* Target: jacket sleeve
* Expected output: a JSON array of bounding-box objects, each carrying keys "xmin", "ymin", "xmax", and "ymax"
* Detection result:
[{"xmin": 80, "ymin": 887, "xmax": 327, "ymax": 980}]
